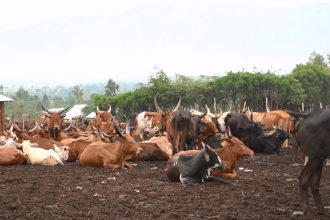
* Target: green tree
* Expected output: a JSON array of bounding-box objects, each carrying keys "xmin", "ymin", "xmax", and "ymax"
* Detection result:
[
  {"xmin": 148, "ymin": 70, "xmax": 171, "ymax": 88},
  {"xmin": 42, "ymin": 94, "xmax": 50, "ymax": 106},
  {"xmin": 105, "ymin": 79, "xmax": 119, "ymax": 96},
  {"xmin": 290, "ymin": 63, "xmax": 330, "ymax": 107},
  {"xmin": 307, "ymin": 51, "xmax": 327, "ymax": 67},
  {"xmin": 72, "ymin": 85, "xmax": 84, "ymax": 104},
  {"xmin": 16, "ymin": 87, "xmax": 31, "ymax": 100}
]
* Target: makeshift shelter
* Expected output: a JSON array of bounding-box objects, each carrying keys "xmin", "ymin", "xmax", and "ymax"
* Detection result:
[{"xmin": 0, "ymin": 94, "xmax": 14, "ymax": 133}]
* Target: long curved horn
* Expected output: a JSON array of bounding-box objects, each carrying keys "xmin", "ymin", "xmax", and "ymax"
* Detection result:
[
  {"xmin": 107, "ymin": 105, "xmax": 112, "ymax": 113},
  {"xmin": 114, "ymin": 120, "xmax": 125, "ymax": 139},
  {"xmin": 96, "ymin": 106, "xmax": 101, "ymax": 113},
  {"xmin": 28, "ymin": 121, "xmax": 39, "ymax": 133},
  {"xmin": 63, "ymin": 123, "xmax": 73, "ymax": 131},
  {"xmin": 205, "ymin": 105, "xmax": 211, "ymax": 114},
  {"xmin": 60, "ymin": 106, "xmax": 71, "ymax": 114},
  {"xmin": 286, "ymin": 109, "xmax": 312, "ymax": 119},
  {"xmin": 172, "ymin": 97, "xmax": 182, "ymax": 112},
  {"xmin": 154, "ymin": 94, "xmax": 164, "ymax": 113},
  {"xmin": 13, "ymin": 121, "xmax": 22, "ymax": 132},
  {"xmin": 42, "ymin": 105, "xmax": 51, "ymax": 114},
  {"xmin": 100, "ymin": 127, "xmax": 112, "ymax": 138}
]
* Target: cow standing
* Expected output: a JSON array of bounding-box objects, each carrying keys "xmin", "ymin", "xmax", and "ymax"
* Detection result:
[{"xmin": 287, "ymin": 108, "xmax": 330, "ymax": 215}]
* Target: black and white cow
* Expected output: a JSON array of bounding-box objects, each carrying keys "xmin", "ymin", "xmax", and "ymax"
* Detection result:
[{"xmin": 165, "ymin": 143, "xmax": 225, "ymax": 184}]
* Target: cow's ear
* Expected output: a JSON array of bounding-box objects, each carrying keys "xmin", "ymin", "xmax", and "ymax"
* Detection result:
[
  {"xmin": 45, "ymin": 114, "xmax": 51, "ymax": 118},
  {"xmin": 204, "ymin": 151, "xmax": 210, "ymax": 162},
  {"xmin": 202, "ymin": 143, "xmax": 211, "ymax": 162}
]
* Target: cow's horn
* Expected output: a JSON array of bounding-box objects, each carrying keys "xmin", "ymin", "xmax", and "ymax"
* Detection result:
[
  {"xmin": 60, "ymin": 106, "xmax": 71, "ymax": 114},
  {"xmin": 63, "ymin": 123, "xmax": 73, "ymax": 131},
  {"xmin": 107, "ymin": 105, "xmax": 112, "ymax": 113},
  {"xmin": 205, "ymin": 105, "xmax": 211, "ymax": 114},
  {"xmin": 114, "ymin": 120, "xmax": 125, "ymax": 139},
  {"xmin": 28, "ymin": 121, "xmax": 39, "ymax": 133},
  {"xmin": 154, "ymin": 94, "xmax": 164, "ymax": 113},
  {"xmin": 42, "ymin": 105, "xmax": 51, "ymax": 114},
  {"xmin": 96, "ymin": 106, "xmax": 101, "ymax": 113},
  {"xmin": 172, "ymin": 97, "xmax": 182, "ymax": 112},
  {"xmin": 100, "ymin": 127, "xmax": 112, "ymax": 139},
  {"xmin": 13, "ymin": 122, "xmax": 22, "ymax": 132}
]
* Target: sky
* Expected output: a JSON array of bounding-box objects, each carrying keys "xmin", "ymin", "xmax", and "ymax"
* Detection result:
[{"xmin": 1, "ymin": 0, "xmax": 330, "ymax": 86}]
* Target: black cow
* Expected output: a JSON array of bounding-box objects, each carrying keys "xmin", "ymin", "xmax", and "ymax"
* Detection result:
[
  {"xmin": 224, "ymin": 112, "xmax": 277, "ymax": 154},
  {"xmin": 264, "ymin": 125, "xmax": 291, "ymax": 153},
  {"xmin": 287, "ymin": 109, "xmax": 330, "ymax": 215},
  {"xmin": 165, "ymin": 143, "xmax": 225, "ymax": 184}
]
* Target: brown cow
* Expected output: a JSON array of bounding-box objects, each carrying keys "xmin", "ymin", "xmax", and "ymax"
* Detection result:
[
  {"xmin": 42, "ymin": 105, "xmax": 71, "ymax": 140},
  {"xmin": 79, "ymin": 124, "xmax": 142, "ymax": 169},
  {"xmin": 143, "ymin": 135, "xmax": 173, "ymax": 157},
  {"xmin": 132, "ymin": 134, "xmax": 173, "ymax": 161},
  {"xmin": 0, "ymin": 147, "xmax": 27, "ymax": 166},
  {"xmin": 211, "ymin": 137, "xmax": 254, "ymax": 179},
  {"xmin": 131, "ymin": 142, "xmax": 170, "ymax": 161},
  {"xmin": 245, "ymin": 110, "xmax": 295, "ymax": 147},
  {"xmin": 66, "ymin": 139, "xmax": 93, "ymax": 162}
]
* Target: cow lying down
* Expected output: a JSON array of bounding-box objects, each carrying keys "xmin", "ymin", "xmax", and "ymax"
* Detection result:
[
  {"xmin": 18, "ymin": 140, "xmax": 65, "ymax": 166},
  {"xmin": 166, "ymin": 144, "xmax": 225, "ymax": 184}
]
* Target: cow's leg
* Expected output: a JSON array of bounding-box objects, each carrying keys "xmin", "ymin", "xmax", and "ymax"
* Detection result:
[
  {"xmin": 299, "ymin": 161, "xmax": 311, "ymax": 215},
  {"xmin": 124, "ymin": 162, "xmax": 138, "ymax": 168},
  {"xmin": 217, "ymin": 172, "xmax": 238, "ymax": 180},
  {"xmin": 206, "ymin": 176, "xmax": 230, "ymax": 184},
  {"xmin": 310, "ymin": 160, "xmax": 324, "ymax": 214},
  {"xmin": 179, "ymin": 175, "xmax": 202, "ymax": 184}
]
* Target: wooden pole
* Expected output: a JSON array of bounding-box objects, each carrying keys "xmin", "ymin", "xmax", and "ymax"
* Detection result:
[{"xmin": 0, "ymin": 102, "xmax": 4, "ymax": 133}]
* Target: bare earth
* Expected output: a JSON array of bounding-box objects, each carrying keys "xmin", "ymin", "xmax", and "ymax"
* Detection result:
[{"xmin": 1, "ymin": 147, "xmax": 330, "ymax": 220}]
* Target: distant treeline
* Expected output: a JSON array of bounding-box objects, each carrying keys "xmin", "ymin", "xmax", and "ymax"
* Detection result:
[
  {"xmin": 3, "ymin": 52, "xmax": 330, "ymax": 121},
  {"xmin": 94, "ymin": 52, "xmax": 330, "ymax": 121}
]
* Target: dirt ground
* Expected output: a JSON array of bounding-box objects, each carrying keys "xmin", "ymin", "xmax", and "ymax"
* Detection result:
[{"xmin": 1, "ymin": 147, "xmax": 330, "ymax": 220}]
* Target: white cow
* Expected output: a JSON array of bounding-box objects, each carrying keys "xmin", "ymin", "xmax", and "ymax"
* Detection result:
[
  {"xmin": 53, "ymin": 144, "xmax": 70, "ymax": 162},
  {"xmin": 0, "ymin": 138, "xmax": 17, "ymax": 148},
  {"xmin": 20, "ymin": 140, "xmax": 64, "ymax": 166},
  {"xmin": 134, "ymin": 111, "xmax": 159, "ymax": 140}
]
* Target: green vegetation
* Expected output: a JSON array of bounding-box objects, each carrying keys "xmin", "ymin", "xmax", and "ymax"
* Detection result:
[{"xmin": 2, "ymin": 52, "xmax": 330, "ymax": 120}]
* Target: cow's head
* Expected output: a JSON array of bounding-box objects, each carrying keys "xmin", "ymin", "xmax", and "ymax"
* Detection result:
[
  {"xmin": 96, "ymin": 105, "xmax": 113, "ymax": 125},
  {"xmin": 154, "ymin": 94, "xmax": 182, "ymax": 131},
  {"xmin": 220, "ymin": 137, "xmax": 254, "ymax": 157},
  {"xmin": 202, "ymin": 143, "xmax": 225, "ymax": 170},
  {"xmin": 196, "ymin": 116, "xmax": 218, "ymax": 141},
  {"xmin": 115, "ymin": 121, "xmax": 143, "ymax": 157},
  {"xmin": 42, "ymin": 105, "xmax": 71, "ymax": 140},
  {"xmin": 53, "ymin": 144, "xmax": 70, "ymax": 162}
]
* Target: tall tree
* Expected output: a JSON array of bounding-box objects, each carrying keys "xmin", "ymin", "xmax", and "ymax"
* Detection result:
[
  {"xmin": 71, "ymin": 85, "xmax": 84, "ymax": 104},
  {"xmin": 16, "ymin": 87, "xmax": 31, "ymax": 100},
  {"xmin": 308, "ymin": 51, "xmax": 327, "ymax": 67},
  {"xmin": 105, "ymin": 79, "xmax": 119, "ymax": 96}
]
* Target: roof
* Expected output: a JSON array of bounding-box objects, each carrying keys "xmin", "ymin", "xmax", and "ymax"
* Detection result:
[
  {"xmin": 86, "ymin": 111, "xmax": 96, "ymax": 119},
  {"xmin": 0, "ymin": 94, "xmax": 14, "ymax": 102},
  {"xmin": 65, "ymin": 104, "xmax": 87, "ymax": 119}
]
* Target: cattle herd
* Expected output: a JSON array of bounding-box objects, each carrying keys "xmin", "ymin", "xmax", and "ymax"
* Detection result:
[{"xmin": 1, "ymin": 96, "xmax": 330, "ymax": 216}]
